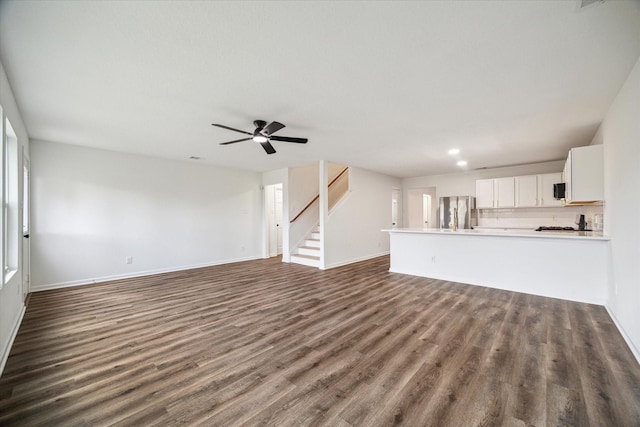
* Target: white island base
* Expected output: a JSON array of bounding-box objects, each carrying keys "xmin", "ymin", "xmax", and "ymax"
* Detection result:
[{"xmin": 386, "ymin": 229, "xmax": 609, "ymax": 305}]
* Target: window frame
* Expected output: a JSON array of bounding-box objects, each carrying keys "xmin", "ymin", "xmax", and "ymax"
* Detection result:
[{"xmin": 2, "ymin": 113, "xmax": 19, "ymax": 286}]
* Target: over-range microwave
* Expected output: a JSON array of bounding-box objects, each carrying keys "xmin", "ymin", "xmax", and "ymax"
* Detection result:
[{"xmin": 553, "ymin": 183, "xmax": 566, "ymax": 200}]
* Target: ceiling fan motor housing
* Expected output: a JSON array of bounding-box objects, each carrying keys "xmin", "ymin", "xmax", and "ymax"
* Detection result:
[{"xmin": 213, "ymin": 120, "xmax": 307, "ymax": 155}]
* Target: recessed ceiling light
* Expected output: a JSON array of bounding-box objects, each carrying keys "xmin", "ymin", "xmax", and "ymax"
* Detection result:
[
  {"xmin": 457, "ymin": 160, "xmax": 468, "ymax": 166},
  {"xmin": 448, "ymin": 148, "xmax": 460, "ymax": 155}
]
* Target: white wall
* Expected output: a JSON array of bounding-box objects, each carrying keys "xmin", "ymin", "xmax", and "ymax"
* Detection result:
[
  {"xmin": 31, "ymin": 141, "xmax": 263, "ymax": 289},
  {"xmin": 324, "ymin": 167, "xmax": 401, "ymax": 269},
  {"xmin": 287, "ymin": 162, "xmax": 345, "ymax": 220},
  {"xmin": 591, "ymin": 55, "xmax": 640, "ymax": 360},
  {"xmin": 403, "ymin": 160, "xmax": 564, "ymax": 197},
  {"xmin": 288, "ymin": 162, "xmax": 346, "ymax": 255},
  {"xmin": 288, "ymin": 163, "xmax": 319, "ymax": 254},
  {"xmin": 0, "ymin": 59, "xmax": 29, "ymax": 374},
  {"xmin": 288, "ymin": 163, "xmax": 319, "ymax": 219}
]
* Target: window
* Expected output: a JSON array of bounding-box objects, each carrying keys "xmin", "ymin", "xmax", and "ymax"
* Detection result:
[
  {"xmin": 0, "ymin": 106, "xmax": 3, "ymax": 285},
  {"xmin": 3, "ymin": 115, "xmax": 18, "ymax": 285}
]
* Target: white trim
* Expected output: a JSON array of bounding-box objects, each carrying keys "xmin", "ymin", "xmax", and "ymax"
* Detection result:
[
  {"xmin": 605, "ymin": 304, "xmax": 640, "ymax": 365},
  {"xmin": 321, "ymin": 251, "xmax": 390, "ymax": 270},
  {"xmin": 0, "ymin": 303, "xmax": 25, "ymax": 377},
  {"xmin": 31, "ymin": 255, "xmax": 261, "ymax": 292}
]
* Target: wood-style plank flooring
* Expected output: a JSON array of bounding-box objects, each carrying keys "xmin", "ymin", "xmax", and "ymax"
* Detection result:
[{"xmin": 1, "ymin": 256, "xmax": 639, "ymax": 426}]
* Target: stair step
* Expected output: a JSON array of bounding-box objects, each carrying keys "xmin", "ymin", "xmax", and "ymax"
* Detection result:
[
  {"xmin": 290, "ymin": 253, "xmax": 320, "ymax": 267},
  {"xmin": 290, "ymin": 224, "xmax": 322, "ymax": 268},
  {"xmin": 293, "ymin": 253, "xmax": 319, "ymax": 261},
  {"xmin": 305, "ymin": 238, "xmax": 321, "ymax": 248},
  {"xmin": 298, "ymin": 246, "xmax": 320, "ymax": 256}
]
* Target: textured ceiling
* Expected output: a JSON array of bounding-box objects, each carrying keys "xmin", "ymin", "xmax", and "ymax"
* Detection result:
[{"xmin": 1, "ymin": 0, "xmax": 639, "ymax": 178}]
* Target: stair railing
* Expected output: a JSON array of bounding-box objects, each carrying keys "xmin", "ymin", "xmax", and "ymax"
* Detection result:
[{"xmin": 290, "ymin": 167, "xmax": 349, "ymax": 223}]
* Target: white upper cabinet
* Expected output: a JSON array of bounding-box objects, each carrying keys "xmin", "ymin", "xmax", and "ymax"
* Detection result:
[
  {"xmin": 478, "ymin": 172, "xmax": 564, "ymax": 208},
  {"xmin": 475, "ymin": 177, "xmax": 515, "ymax": 208},
  {"xmin": 495, "ymin": 177, "xmax": 515, "ymax": 208},
  {"xmin": 514, "ymin": 173, "xmax": 564, "ymax": 207},
  {"xmin": 539, "ymin": 172, "xmax": 564, "ymax": 207},
  {"xmin": 564, "ymin": 145, "xmax": 604, "ymax": 204},
  {"xmin": 476, "ymin": 179, "xmax": 495, "ymax": 208},
  {"xmin": 515, "ymin": 175, "xmax": 538, "ymax": 207}
]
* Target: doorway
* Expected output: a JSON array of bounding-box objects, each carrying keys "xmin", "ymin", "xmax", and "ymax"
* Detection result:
[
  {"xmin": 408, "ymin": 187, "xmax": 437, "ymax": 228},
  {"xmin": 391, "ymin": 188, "xmax": 402, "ymax": 228},
  {"xmin": 22, "ymin": 152, "xmax": 30, "ymax": 301},
  {"xmin": 422, "ymin": 194, "xmax": 432, "ymax": 228},
  {"xmin": 264, "ymin": 183, "xmax": 283, "ymax": 257}
]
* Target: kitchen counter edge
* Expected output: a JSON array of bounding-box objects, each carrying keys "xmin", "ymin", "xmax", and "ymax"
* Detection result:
[{"xmin": 382, "ymin": 228, "xmax": 609, "ymax": 241}]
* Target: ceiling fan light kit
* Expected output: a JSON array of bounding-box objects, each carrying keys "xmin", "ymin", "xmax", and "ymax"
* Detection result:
[
  {"xmin": 252, "ymin": 135, "xmax": 268, "ymax": 143},
  {"xmin": 212, "ymin": 120, "xmax": 308, "ymax": 155}
]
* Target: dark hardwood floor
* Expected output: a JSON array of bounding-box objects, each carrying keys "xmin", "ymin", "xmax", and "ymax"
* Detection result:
[{"xmin": 1, "ymin": 256, "xmax": 638, "ymax": 426}]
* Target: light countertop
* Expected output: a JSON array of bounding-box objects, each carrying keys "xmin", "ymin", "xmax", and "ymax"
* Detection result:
[{"xmin": 383, "ymin": 227, "xmax": 609, "ymax": 241}]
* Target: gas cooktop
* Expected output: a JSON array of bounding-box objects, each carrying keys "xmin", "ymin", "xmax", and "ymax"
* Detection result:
[{"xmin": 535, "ymin": 226, "xmax": 576, "ymax": 231}]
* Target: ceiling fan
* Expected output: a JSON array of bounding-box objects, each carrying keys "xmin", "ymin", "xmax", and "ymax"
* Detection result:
[{"xmin": 212, "ymin": 120, "xmax": 308, "ymax": 155}]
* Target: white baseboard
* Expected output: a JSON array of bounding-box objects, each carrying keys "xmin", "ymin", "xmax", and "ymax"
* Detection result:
[
  {"xmin": 0, "ymin": 303, "xmax": 26, "ymax": 377},
  {"xmin": 605, "ymin": 304, "xmax": 640, "ymax": 365},
  {"xmin": 322, "ymin": 251, "xmax": 389, "ymax": 270},
  {"xmin": 31, "ymin": 256, "xmax": 261, "ymax": 292}
]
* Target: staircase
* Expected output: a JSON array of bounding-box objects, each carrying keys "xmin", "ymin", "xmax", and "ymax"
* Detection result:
[
  {"xmin": 290, "ymin": 225, "xmax": 321, "ymax": 267},
  {"xmin": 288, "ymin": 164, "xmax": 349, "ymax": 269}
]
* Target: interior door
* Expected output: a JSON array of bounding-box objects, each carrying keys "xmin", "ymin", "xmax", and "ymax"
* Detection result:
[
  {"xmin": 265, "ymin": 183, "xmax": 284, "ymax": 258},
  {"xmin": 391, "ymin": 188, "xmax": 401, "ymax": 228},
  {"xmin": 422, "ymin": 194, "xmax": 431, "ymax": 227},
  {"xmin": 21, "ymin": 153, "xmax": 30, "ymax": 301},
  {"xmin": 275, "ymin": 184, "xmax": 283, "ymax": 255}
]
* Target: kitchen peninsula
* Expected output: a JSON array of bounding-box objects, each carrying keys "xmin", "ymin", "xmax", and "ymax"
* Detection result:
[{"xmin": 385, "ymin": 228, "xmax": 609, "ymax": 304}]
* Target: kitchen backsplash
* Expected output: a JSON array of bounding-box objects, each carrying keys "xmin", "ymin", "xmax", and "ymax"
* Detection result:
[{"xmin": 477, "ymin": 205, "xmax": 603, "ymax": 229}]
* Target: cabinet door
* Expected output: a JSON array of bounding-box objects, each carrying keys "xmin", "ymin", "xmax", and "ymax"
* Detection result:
[
  {"xmin": 495, "ymin": 177, "xmax": 515, "ymax": 208},
  {"xmin": 569, "ymin": 145, "xmax": 604, "ymax": 203},
  {"xmin": 539, "ymin": 173, "xmax": 564, "ymax": 207},
  {"xmin": 515, "ymin": 175, "xmax": 538, "ymax": 207},
  {"xmin": 564, "ymin": 151, "xmax": 572, "ymax": 203},
  {"xmin": 476, "ymin": 179, "xmax": 495, "ymax": 208}
]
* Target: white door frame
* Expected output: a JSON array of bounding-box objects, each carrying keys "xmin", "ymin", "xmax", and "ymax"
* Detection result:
[
  {"xmin": 21, "ymin": 150, "xmax": 30, "ymax": 301},
  {"xmin": 391, "ymin": 187, "xmax": 402, "ymax": 228},
  {"xmin": 264, "ymin": 183, "xmax": 284, "ymax": 258},
  {"xmin": 422, "ymin": 194, "xmax": 432, "ymax": 228}
]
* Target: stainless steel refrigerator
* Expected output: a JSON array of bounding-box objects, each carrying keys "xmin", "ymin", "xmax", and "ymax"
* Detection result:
[{"xmin": 439, "ymin": 196, "xmax": 476, "ymax": 229}]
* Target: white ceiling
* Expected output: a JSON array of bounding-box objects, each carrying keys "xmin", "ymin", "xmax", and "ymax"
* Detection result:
[{"xmin": 1, "ymin": 1, "xmax": 639, "ymax": 178}]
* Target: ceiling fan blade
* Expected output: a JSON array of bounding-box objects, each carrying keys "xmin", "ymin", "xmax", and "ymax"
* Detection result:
[
  {"xmin": 270, "ymin": 136, "xmax": 308, "ymax": 144},
  {"xmin": 212, "ymin": 123, "xmax": 252, "ymax": 135},
  {"xmin": 260, "ymin": 141, "xmax": 277, "ymax": 154},
  {"xmin": 219, "ymin": 137, "xmax": 252, "ymax": 145},
  {"xmin": 262, "ymin": 121, "xmax": 285, "ymax": 136}
]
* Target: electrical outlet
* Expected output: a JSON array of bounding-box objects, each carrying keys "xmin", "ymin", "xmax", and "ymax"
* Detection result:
[
  {"xmin": 431, "ymin": 256, "xmax": 436, "ymax": 263},
  {"xmin": 240, "ymin": 246, "xmax": 245, "ymax": 252},
  {"xmin": 126, "ymin": 256, "xmax": 133, "ymax": 264}
]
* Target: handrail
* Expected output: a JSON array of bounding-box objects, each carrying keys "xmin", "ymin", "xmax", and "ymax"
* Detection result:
[{"xmin": 290, "ymin": 167, "xmax": 348, "ymax": 223}]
